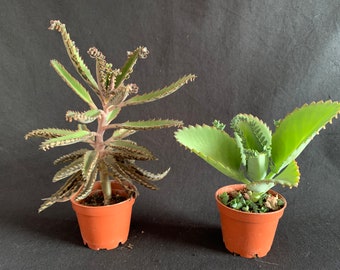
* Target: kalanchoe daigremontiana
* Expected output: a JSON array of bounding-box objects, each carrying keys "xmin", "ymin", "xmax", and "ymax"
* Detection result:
[
  {"xmin": 25, "ymin": 20, "xmax": 196, "ymax": 212},
  {"xmin": 175, "ymin": 101, "xmax": 340, "ymax": 209}
]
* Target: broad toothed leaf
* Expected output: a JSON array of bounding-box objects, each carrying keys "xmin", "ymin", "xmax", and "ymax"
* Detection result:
[
  {"xmin": 116, "ymin": 119, "xmax": 183, "ymax": 130},
  {"xmin": 48, "ymin": 20, "xmax": 98, "ymax": 91},
  {"xmin": 124, "ymin": 74, "xmax": 196, "ymax": 106},
  {"xmin": 272, "ymin": 100, "xmax": 340, "ymax": 173},
  {"xmin": 115, "ymin": 46, "xmax": 149, "ymax": 88},
  {"xmin": 175, "ymin": 125, "xmax": 248, "ymax": 183},
  {"xmin": 247, "ymin": 161, "xmax": 300, "ymax": 193},
  {"xmin": 25, "ymin": 128, "xmax": 74, "ymax": 139},
  {"xmin": 40, "ymin": 130, "xmax": 93, "ymax": 151},
  {"xmin": 53, "ymin": 156, "xmax": 84, "ymax": 182},
  {"xmin": 231, "ymin": 113, "xmax": 272, "ymax": 166},
  {"xmin": 50, "ymin": 60, "xmax": 97, "ymax": 109}
]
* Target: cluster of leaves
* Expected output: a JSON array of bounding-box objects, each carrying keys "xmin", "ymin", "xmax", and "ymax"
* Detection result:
[
  {"xmin": 219, "ymin": 191, "xmax": 284, "ymax": 213},
  {"xmin": 175, "ymin": 101, "xmax": 340, "ymax": 204},
  {"xmin": 25, "ymin": 20, "xmax": 195, "ymax": 212}
]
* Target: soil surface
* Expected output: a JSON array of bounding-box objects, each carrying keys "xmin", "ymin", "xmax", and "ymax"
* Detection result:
[{"xmin": 79, "ymin": 190, "xmax": 128, "ymax": 206}]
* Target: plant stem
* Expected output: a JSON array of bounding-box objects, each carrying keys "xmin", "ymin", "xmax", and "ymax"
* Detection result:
[{"xmin": 96, "ymin": 109, "xmax": 112, "ymax": 205}]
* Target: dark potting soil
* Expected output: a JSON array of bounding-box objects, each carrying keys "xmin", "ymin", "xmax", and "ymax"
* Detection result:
[{"xmin": 79, "ymin": 190, "xmax": 128, "ymax": 206}]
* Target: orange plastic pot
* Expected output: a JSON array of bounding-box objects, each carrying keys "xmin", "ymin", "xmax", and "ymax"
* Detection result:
[
  {"xmin": 71, "ymin": 180, "xmax": 135, "ymax": 250},
  {"xmin": 215, "ymin": 184, "xmax": 287, "ymax": 258}
]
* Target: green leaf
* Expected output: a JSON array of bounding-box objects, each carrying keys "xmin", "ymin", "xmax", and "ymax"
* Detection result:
[
  {"xmin": 108, "ymin": 140, "xmax": 156, "ymax": 160},
  {"xmin": 123, "ymin": 74, "xmax": 196, "ymax": 106},
  {"xmin": 54, "ymin": 149, "xmax": 88, "ymax": 165},
  {"xmin": 246, "ymin": 153, "xmax": 269, "ymax": 181},
  {"xmin": 50, "ymin": 60, "xmax": 97, "ymax": 109},
  {"xmin": 106, "ymin": 107, "xmax": 121, "ymax": 123},
  {"xmin": 66, "ymin": 109, "xmax": 101, "ymax": 124},
  {"xmin": 49, "ymin": 20, "xmax": 98, "ymax": 91},
  {"xmin": 247, "ymin": 161, "xmax": 300, "ymax": 193},
  {"xmin": 272, "ymin": 100, "xmax": 340, "ymax": 173},
  {"xmin": 115, "ymin": 46, "xmax": 149, "ymax": 88},
  {"xmin": 175, "ymin": 125, "xmax": 248, "ymax": 183},
  {"xmin": 231, "ymin": 113, "xmax": 272, "ymax": 166},
  {"xmin": 82, "ymin": 150, "xmax": 99, "ymax": 182},
  {"xmin": 52, "ymin": 156, "xmax": 84, "ymax": 182},
  {"xmin": 25, "ymin": 128, "xmax": 74, "ymax": 139},
  {"xmin": 40, "ymin": 130, "xmax": 93, "ymax": 151},
  {"xmin": 116, "ymin": 119, "xmax": 183, "ymax": 130},
  {"xmin": 110, "ymin": 129, "xmax": 137, "ymax": 140}
]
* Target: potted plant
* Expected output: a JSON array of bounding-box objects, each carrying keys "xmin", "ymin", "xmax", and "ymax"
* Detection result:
[
  {"xmin": 25, "ymin": 20, "xmax": 196, "ymax": 250},
  {"xmin": 175, "ymin": 101, "xmax": 340, "ymax": 258}
]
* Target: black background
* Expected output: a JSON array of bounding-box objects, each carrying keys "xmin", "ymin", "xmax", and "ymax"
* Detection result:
[{"xmin": 1, "ymin": 1, "xmax": 340, "ymax": 269}]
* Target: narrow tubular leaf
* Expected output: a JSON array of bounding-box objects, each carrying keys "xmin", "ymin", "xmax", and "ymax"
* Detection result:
[
  {"xmin": 38, "ymin": 171, "xmax": 84, "ymax": 212},
  {"xmin": 127, "ymin": 162, "xmax": 170, "ymax": 181},
  {"xmin": 40, "ymin": 130, "xmax": 93, "ymax": 151},
  {"xmin": 109, "ymin": 128, "xmax": 137, "ymax": 140},
  {"xmin": 115, "ymin": 119, "xmax": 183, "ymax": 130},
  {"xmin": 54, "ymin": 149, "xmax": 88, "ymax": 165},
  {"xmin": 272, "ymin": 100, "xmax": 340, "ymax": 173},
  {"xmin": 52, "ymin": 156, "xmax": 84, "ymax": 182},
  {"xmin": 50, "ymin": 60, "xmax": 97, "ymax": 109},
  {"xmin": 106, "ymin": 107, "xmax": 121, "ymax": 123},
  {"xmin": 75, "ymin": 168, "xmax": 98, "ymax": 201},
  {"xmin": 66, "ymin": 109, "xmax": 101, "ymax": 124},
  {"xmin": 108, "ymin": 140, "xmax": 156, "ymax": 160},
  {"xmin": 123, "ymin": 74, "xmax": 196, "ymax": 106},
  {"xmin": 115, "ymin": 46, "xmax": 149, "ymax": 88},
  {"xmin": 82, "ymin": 150, "xmax": 99, "ymax": 182},
  {"xmin": 116, "ymin": 161, "xmax": 158, "ymax": 190},
  {"xmin": 25, "ymin": 128, "xmax": 74, "ymax": 139},
  {"xmin": 48, "ymin": 20, "xmax": 98, "ymax": 91}
]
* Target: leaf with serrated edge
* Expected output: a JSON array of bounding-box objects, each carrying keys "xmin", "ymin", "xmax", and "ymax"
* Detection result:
[
  {"xmin": 66, "ymin": 109, "xmax": 101, "ymax": 124},
  {"xmin": 53, "ymin": 156, "xmax": 84, "ymax": 182},
  {"xmin": 40, "ymin": 130, "xmax": 92, "ymax": 151},
  {"xmin": 82, "ymin": 150, "xmax": 99, "ymax": 182},
  {"xmin": 175, "ymin": 125, "xmax": 248, "ymax": 183},
  {"xmin": 116, "ymin": 119, "xmax": 183, "ymax": 130},
  {"xmin": 75, "ymin": 168, "xmax": 98, "ymax": 201},
  {"xmin": 247, "ymin": 161, "xmax": 300, "ymax": 193},
  {"xmin": 54, "ymin": 149, "xmax": 88, "ymax": 165},
  {"xmin": 49, "ymin": 20, "xmax": 98, "ymax": 91},
  {"xmin": 115, "ymin": 46, "xmax": 148, "ymax": 88},
  {"xmin": 124, "ymin": 74, "xmax": 196, "ymax": 106},
  {"xmin": 51, "ymin": 60, "xmax": 97, "ymax": 109},
  {"xmin": 108, "ymin": 140, "xmax": 155, "ymax": 160},
  {"xmin": 106, "ymin": 107, "xmax": 121, "ymax": 123},
  {"xmin": 272, "ymin": 100, "xmax": 340, "ymax": 173},
  {"xmin": 25, "ymin": 128, "xmax": 74, "ymax": 139}
]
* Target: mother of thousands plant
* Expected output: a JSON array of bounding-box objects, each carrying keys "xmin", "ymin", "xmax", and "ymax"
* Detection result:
[{"xmin": 25, "ymin": 20, "xmax": 196, "ymax": 212}]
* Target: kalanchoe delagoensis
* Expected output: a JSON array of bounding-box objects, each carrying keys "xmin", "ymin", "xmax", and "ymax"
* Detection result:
[{"xmin": 26, "ymin": 20, "xmax": 196, "ymax": 212}]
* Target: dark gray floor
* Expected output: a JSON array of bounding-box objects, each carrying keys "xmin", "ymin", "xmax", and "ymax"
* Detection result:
[{"xmin": 1, "ymin": 1, "xmax": 340, "ymax": 269}]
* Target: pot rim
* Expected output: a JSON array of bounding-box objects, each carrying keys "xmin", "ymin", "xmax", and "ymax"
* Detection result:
[{"xmin": 71, "ymin": 180, "xmax": 136, "ymax": 209}]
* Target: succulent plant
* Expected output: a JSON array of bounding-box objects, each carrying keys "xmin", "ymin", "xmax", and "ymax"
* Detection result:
[
  {"xmin": 175, "ymin": 101, "xmax": 340, "ymax": 206},
  {"xmin": 25, "ymin": 20, "xmax": 195, "ymax": 212}
]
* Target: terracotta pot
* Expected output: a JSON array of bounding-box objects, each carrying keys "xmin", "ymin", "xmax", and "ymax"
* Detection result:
[
  {"xmin": 215, "ymin": 184, "xmax": 287, "ymax": 258},
  {"xmin": 71, "ymin": 180, "xmax": 135, "ymax": 250}
]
